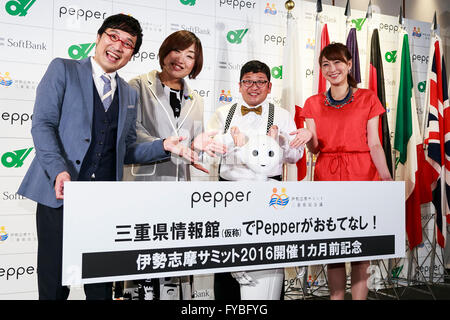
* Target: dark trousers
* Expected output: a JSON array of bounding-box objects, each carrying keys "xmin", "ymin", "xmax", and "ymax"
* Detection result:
[
  {"xmin": 214, "ymin": 272, "xmax": 241, "ymax": 300},
  {"xmin": 36, "ymin": 203, "xmax": 112, "ymax": 300}
]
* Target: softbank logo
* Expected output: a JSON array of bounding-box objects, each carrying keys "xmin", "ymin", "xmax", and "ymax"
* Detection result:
[
  {"xmin": 5, "ymin": 0, "xmax": 35, "ymax": 16},
  {"xmin": 180, "ymin": 0, "xmax": 196, "ymax": 5},
  {"xmin": 227, "ymin": 28, "xmax": 248, "ymax": 44},
  {"xmin": 68, "ymin": 43, "xmax": 95, "ymax": 60}
]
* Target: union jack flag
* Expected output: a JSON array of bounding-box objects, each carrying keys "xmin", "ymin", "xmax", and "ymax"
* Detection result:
[{"xmin": 423, "ymin": 34, "xmax": 449, "ymax": 248}]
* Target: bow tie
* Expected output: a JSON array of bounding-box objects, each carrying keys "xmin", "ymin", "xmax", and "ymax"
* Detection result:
[{"xmin": 241, "ymin": 105, "xmax": 262, "ymax": 116}]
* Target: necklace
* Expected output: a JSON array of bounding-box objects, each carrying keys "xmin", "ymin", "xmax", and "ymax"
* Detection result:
[{"xmin": 325, "ymin": 86, "xmax": 354, "ymax": 109}]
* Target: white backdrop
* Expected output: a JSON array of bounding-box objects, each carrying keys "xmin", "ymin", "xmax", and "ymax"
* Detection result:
[{"xmin": 0, "ymin": 0, "xmax": 438, "ymax": 299}]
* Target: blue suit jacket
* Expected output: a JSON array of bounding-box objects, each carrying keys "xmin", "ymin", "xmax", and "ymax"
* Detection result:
[{"xmin": 18, "ymin": 57, "xmax": 170, "ymax": 208}]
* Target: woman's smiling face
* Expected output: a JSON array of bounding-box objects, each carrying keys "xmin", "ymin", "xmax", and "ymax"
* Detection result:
[
  {"xmin": 161, "ymin": 43, "xmax": 196, "ymax": 80},
  {"xmin": 320, "ymin": 56, "xmax": 352, "ymax": 87}
]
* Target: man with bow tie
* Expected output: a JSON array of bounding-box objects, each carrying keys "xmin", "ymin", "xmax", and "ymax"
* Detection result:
[
  {"xmin": 207, "ymin": 60, "xmax": 311, "ymax": 183},
  {"xmin": 206, "ymin": 60, "xmax": 312, "ymax": 300}
]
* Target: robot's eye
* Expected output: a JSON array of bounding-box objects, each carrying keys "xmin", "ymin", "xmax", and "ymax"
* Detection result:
[
  {"xmin": 252, "ymin": 150, "xmax": 259, "ymax": 157},
  {"xmin": 268, "ymin": 150, "xmax": 274, "ymax": 157}
]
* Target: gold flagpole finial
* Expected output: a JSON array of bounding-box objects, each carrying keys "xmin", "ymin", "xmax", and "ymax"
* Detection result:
[{"xmin": 285, "ymin": 0, "xmax": 295, "ymax": 11}]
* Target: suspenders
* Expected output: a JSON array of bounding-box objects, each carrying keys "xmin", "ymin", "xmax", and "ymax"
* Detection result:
[
  {"xmin": 223, "ymin": 103, "xmax": 238, "ymax": 134},
  {"xmin": 219, "ymin": 103, "xmax": 275, "ymax": 177},
  {"xmin": 223, "ymin": 103, "xmax": 275, "ymax": 134}
]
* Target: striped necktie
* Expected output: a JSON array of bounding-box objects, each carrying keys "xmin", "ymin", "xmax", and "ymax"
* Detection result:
[{"xmin": 101, "ymin": 74, "xmax": 113, "ymax": 111}]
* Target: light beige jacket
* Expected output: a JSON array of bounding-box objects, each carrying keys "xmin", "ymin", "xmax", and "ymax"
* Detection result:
[{"xmin": 123, "ymin": 70, "xmax": 204, "ymax": 181}]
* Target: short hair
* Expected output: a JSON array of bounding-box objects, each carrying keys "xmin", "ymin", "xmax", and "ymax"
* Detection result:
[
  {"xmin": 158, "ymin": 30, "xmax": 203, "ymax": 79},
  {"xmin": 240, "ymin": 60, "xmax": 271, "ymax": 82},
  {"xmin": 97, "ymin": 14, "xmax": 143, "ymax": 55},
  {"xmin": 319, "ymin": 42, "xmax": 357, "ymax": 88}
]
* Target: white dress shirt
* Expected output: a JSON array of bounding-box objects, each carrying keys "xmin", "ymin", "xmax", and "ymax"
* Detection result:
[
  {"xmin": 90, "ymin": 57, "xmax": 117, "ymax": 101},
  {"xmin": 206, "ymin": 99, "xmax": 304, "ymax": 180}
]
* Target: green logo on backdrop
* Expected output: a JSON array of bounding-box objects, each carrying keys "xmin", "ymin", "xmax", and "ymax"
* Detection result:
[
  {"xmin": 271, "ymin": 66, "xmax": 282, "ymax": 79},
  {"xmin": 1, "ymin": 148, "xmax": 33, "ymax": 168},
  {"xmin": 68, "ymin": 43, "xmax": 96, "ymax": 60},
  {"xmin": 180, "ymin": 0, "xmax": 196, "ymax": 5},
  {"xmin": 418, "ymin": 81, "xmax": 426, "ymax": 93},
  {"xmin": 227, "ymin": 29, "xmax": 248, "ymax": 44},
  {"xmin": 385, "ymin": 50, "xmax": 397, "ymax": 63},
  {"xmin": 351, "ymin": 18, "xmax": 366, "ymax": 31},
  {"xmin": 5, "ymin": 0, "xmax": 36, "ymax": 16},
  {"xmin": 391, "ymin": 265, "xmax": 403, "ymax": 279}
]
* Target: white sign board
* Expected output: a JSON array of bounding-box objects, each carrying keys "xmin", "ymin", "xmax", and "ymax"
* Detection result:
[{"xmin": 62, "ymin": 181, "xmax": 405, "ymax": 285}]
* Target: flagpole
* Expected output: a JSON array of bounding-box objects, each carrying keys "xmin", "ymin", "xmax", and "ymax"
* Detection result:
[
  {"xmin": 422, "ymin": 16, "xmax": 437, "ymax": 284},
  {"xmin": 421, "ymin": 12, "xmax": 438, "ymax": 139},
  {"xmin": 344, "ymin": 0, "xmax": 351, "ymax": 39},
  {"xmin": 309, "ymin": 0, "xmax": 323, "ymax": 183},
  {"xmin": 396, "ymin": 5, "xmax": 417, "ymax": 287},
  {"xmin": 363, "ymin": 0, "xmax": 396, "ymax": 293},
  {"xmin": 364, "ymin": 1, "xmax": 373, "ymax": 89},
  {"xmin": 428, "ymin": 12, "xmax": 439, "ymax": 285},
  {"xmin": 421, "ymin": 11, "xmax": 449, "ymax": 287},
  {"xmin": 395, "ymin": 4, "xmax": 420, "ymax": 289},
  {"xmin": 282, "ymin": 0, "xmax": 312, "ymax": 298},
  {"xmin": 312, "ymin": 0, "xmax": 323, "ymax": 97},
  {"xmin": 283, "ymin": 0, "xmax": 293, "ymax": 183},
  {"xmin": 285, "ymin": 0, "xmax": 294, "ymax": 16}
]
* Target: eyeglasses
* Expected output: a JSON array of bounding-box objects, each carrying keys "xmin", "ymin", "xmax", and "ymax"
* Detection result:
[
  {"xmin": 104, "ymin": 31, "xmax": 135, "ymax": 50},
  {"xmin": 240, "ymin": 80, "xmax": 269, "ymax": 88}
]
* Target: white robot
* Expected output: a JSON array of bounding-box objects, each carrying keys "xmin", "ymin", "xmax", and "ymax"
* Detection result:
[{"xmin": 231, "ymin": 134, "xmax": 285, "ymax": 300}]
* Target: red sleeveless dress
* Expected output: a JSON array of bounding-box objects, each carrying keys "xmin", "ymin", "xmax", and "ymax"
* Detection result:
[{"xmin": 301, "ymin": 89, "xmax": 386, "ymax": 181}]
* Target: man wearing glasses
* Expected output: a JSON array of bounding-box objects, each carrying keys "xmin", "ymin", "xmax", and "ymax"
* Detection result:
[
  {"xmin": 18, "ymin": 14, "xmax": 201, "ymax": 300},
  {"xmin": 206, "ymin": 60, "xmax": 311, "ymax": 300}
]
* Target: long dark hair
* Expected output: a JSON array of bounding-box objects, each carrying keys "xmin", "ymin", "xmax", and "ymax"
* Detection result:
[{"xmin": 319, "ymin": 43, "xmax": 357, "ymax": 88}]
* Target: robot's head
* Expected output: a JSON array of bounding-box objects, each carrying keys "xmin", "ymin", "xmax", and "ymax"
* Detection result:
[{"xmin": 240, "ymin": 135, "xmax": 282, "ymax": 177}]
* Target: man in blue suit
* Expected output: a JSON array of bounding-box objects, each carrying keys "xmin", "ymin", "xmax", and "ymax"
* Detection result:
[{"xmin": 18, "ymin": 14, "xmax": 199, "ymax": 300}]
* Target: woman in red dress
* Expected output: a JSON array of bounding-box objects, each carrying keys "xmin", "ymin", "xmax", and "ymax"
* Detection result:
[{"xmin": 291, "ymin": 43, "xmax": 392, "ymax": 300}]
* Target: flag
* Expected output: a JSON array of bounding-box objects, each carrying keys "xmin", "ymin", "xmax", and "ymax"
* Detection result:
[
  {"xmin": 281, "ymin": 9, "xmax": 306, "ymax": 181},
  {"xmin": 313, "ymin": 17, "xmax": 330, "ymax": 94},
  {"xmin": 346, "ymin": 27, "xmax": 361, "ymax": 84},
  {"xmin": 344, "ymin": 0, "xmax": 360, "ymax": 85},
  {"xmin": 423, "ymin": 34, "xmax": 449, "ymax": 248},
  {"xmin": 393, "ymin": 29, "xmax": 430, "ymax": 249},
  {"xmin": 368, "ymin": 28, "xmax": 393, "ymax": 176},
  {"xmin": 294, "ymin": 106, "xmax": 307, "ymax": 180}
]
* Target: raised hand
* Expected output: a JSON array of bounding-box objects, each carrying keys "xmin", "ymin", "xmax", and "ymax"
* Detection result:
[
  {"xmin": 230, "ymin": 126, "xmax": 248, "ymax": 147},
  {"xmin": 191, "ymin": 162, "xmax": 209, "ymax": 174},
  {"xmin": 267, "ymin": 125, "xmax": 279, "ymax": 139},
  {"xmin": 163, "ymin": 136, "xmax": 199, "ymax": 163},
  {"xmin": 192, "ymin": 131, "xmax": 227, "ymax": 157},
  {"xmin": 289, "ymin": 128, "xmax": 313, "ymax": 149}
]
